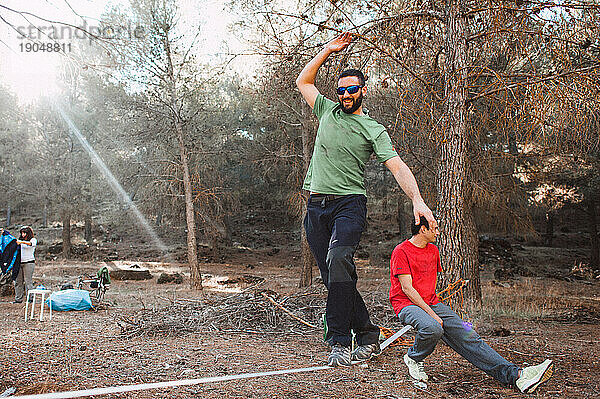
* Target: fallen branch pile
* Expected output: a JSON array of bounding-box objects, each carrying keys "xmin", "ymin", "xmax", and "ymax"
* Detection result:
[{"xmin": 117, "ymin": 287, "xmax": 402, "ymax": 338}]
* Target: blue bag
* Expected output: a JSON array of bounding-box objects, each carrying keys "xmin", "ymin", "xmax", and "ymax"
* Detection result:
[{"xmin": 46, "ymin": 289, "xmax": 92, "ymax": 311}]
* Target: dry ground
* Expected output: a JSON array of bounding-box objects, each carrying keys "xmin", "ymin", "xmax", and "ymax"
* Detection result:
[{"xmin": 1, "ymin": 257, "xmax": 599, "ymax": 398}]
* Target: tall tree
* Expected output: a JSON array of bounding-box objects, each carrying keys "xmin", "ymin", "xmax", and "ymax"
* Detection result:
[
  {"xmin": 436, "ymin": 0, "xmax": 481, "ymax": 305},
  {"xmin": 103, "ymin": 0, "xmax": 219, "ymax": 288},
  {"xmin": 0, "ymin": 87, "xmax": 31, "ymax": 227}
]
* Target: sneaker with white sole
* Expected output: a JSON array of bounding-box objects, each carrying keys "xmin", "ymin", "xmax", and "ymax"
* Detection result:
[
  {"xmin": 328, "ymin": 344, "xmax": 351, "ymax": 367},
  {"xmin": 351, "ymin": 342, "xmax": 381, "ymax": 362},
  {"xmin": 404, "ymin": 353, "xmax": 428, "ymax": 381},
  {"xmin": 516, "ymin": 359, "xmax": 553, "ymax": 393}
]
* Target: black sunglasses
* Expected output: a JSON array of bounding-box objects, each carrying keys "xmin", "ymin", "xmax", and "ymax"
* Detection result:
[{"xmin": 336, "ymin": 85, "xmax": 363, "ymax": 95}]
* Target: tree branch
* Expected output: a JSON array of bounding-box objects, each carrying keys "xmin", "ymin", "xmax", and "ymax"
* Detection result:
[{"xmin": 469, "ymin": 64, "xmax": 600, "ymax": 102}]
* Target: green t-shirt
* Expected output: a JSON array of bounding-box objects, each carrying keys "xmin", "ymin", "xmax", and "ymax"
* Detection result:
[{"xmin": 303, "ymin": 94, "xmax": 398, "ymax": 195}]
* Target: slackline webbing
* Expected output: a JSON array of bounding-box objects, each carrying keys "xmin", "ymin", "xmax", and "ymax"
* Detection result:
[
  {"xmin": 11, "ymin": 326, "xmax": 412, "ymax": 399},
  {"xmin": 10, "ymin": 366, "xmax": 332, "ymax": 399}
]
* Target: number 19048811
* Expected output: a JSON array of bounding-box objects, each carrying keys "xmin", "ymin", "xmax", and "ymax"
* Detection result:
[{"xmin": 19, "ymin": 42, "xmax": 72, "ymax": 52}]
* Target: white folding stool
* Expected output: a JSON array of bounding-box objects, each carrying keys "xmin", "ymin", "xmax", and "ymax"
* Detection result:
[{"xmin": 25, "ymin": 289, "xmax": 52, "ymax": 321}]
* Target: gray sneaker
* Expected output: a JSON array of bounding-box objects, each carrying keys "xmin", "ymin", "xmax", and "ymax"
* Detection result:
[
  {"xmin": 327, "ymin": 344, "xmax": 351, "ymax": 367},
  {"xmin": 516, "ymin": 359, "xmax": 553, "ymax": 393},
  {"xmin": 351, "ymin": 342, "xmax": 382, "ymax": 362},
  {"xmin": 404, "ymin": 353, "xmax": 428, "ymax": 381}
]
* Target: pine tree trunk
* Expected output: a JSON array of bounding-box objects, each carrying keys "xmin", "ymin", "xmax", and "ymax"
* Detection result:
[
  {"xmin": 299, "ymin": 212, "xmax": 313, "ymax": 287},
  {"xmin": 437, "ymin": 0, "xmax": 481, "ymax": 309},
  {"xmin": 589, "ymin": 199, "xmax": 599, "ymax": 268},
  {"xmin": 544, "ymin": 211, "xmax": 554, "ymax": 247},
  {"xmin": 162, "ymin": 30, "xmax": 202, "ymax": 289},
  {"xmin": 223, "ymin": 215, "xmax": 233, "ymax": 246},
  {"xmin": 84, "ymin": 158, "xmax": 93, "ymax": 245},
  {"xmin": 84, "ymin": 215, "xmax": 92, "ymax": 245},
  {"xmin": 62, "ymin": 211, "xmax": 71, "ymax": 259},
  {"xmin": 396, "ymin": 196, "xmax": 410, "ymax": 237},
  {"xmin": 42, "ymin": 202, "xmax": 47, "ymax": 228},
  {"xmin": 176, "ymin": 123, "xmax": 202, "ymax": 289},
  {"xmin": 299, "ymin": 109, "xmax": 316, "ymax": 287},
  {"xmin": 155, "ymin": 209, "xmax": 163, "ymax": 227}
]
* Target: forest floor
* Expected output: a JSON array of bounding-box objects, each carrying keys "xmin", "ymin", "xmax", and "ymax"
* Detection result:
[{"xmin": 1, "ymin": 215, "xmax": 599, "ymax": 398}]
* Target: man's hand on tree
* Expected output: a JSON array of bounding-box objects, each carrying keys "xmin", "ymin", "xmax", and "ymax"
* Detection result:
[{"xmin": 325, "ymin": 32, "xmax": 352, "ymax": 53}]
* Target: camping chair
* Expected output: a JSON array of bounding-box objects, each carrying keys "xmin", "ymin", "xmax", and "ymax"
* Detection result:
[{"xmin": 76, "ymin": 266, "xmax": 110, "ymax": 304}]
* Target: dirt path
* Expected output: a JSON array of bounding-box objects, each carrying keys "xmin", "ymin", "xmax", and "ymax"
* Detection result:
[{"xmin": 1, "ymin": 260, "xmax": 599, "ymax": 398}]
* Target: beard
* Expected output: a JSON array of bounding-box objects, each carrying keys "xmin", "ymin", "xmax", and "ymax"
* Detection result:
[{"xmin": 339, "ymin": 93, "xmax": 363, "ymax": 114}]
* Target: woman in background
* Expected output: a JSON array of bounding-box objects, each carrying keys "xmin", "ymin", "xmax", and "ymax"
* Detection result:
[{"xmin": 14, "ymin": 226, "xmax": 36, "ymax": 303}]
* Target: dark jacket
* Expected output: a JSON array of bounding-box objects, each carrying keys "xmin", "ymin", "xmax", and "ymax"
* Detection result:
[{"xmin": 1, "ymin": 231, "xmax": 21, "ymax": 280}]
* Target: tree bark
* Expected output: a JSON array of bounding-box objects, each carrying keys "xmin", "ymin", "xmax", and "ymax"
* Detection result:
[
  {"xmin": 299, "ymin": 212, "xmax": 313, "ymax": 287},
  {"xmin": 42, "ymin": 202, "xmax": 47, "ymax": 228},
  {"xmin": 62, "ymin": 211, "xmax": 71, "ymax": 259},
  {"xmin": 437, "ymin": 0, "xmax": 481, "ymax": 309},
  {"xmin": 396, "ymin": 197, "xmax": 403, "ymax": 236},
  {"xmin": 299, "ymin": 109, "xmax": 316, "ymax": 287},
  {"xmin": 176, "ymin": 118, "xmax": 201, "ymax": 289},
  {"xmin": 84, "ymin": 215, "xmax": 92, "ymax": 245},
  {"xmin": 396, "ymin": 196, "xmax": 411, "ymax": 237},
  {"xmin": 84, "ymin": 159, "xmax": 93, "ymax": 245},
  {"xmin": 155, "ymin": 209, "xmax": 162, "ymax": 227},
  {"xmin": 544, "ymin": 211, "xmax": 554, "ymax": 247},
  {"xmin": 162, "ymin": 30, "xmax": 202, "ymax": 289},
  {"xmin": 6, "ymin": 205, "xmax": 11, "ymax": 226},
  {"xmin": 589, "ymin": 199, "xmax": 599, "ymax": 268},
  {"xmin": 223, "ymin": 215, "xmax": 233, "ymax": 246}
]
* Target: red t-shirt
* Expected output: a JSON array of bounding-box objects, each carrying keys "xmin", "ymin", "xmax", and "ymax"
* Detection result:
[{"xmin": 389, "ymin": 240, "xmax": 442, "ymax": 314}]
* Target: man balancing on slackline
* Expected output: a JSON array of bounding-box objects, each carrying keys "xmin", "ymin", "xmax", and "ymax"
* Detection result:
[
  {"xmin": 390, "ymin": 216, "xmax": 553, "ymax": 393},
  {"xmin": 296, "ymin": 31, "xmax": 436, "ymax": 367}
]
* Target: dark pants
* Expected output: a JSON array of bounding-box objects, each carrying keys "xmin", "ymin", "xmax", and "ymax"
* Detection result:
[
  {"xmin": 399, "ymin": 303, "xmax": 520, "ymax": 386},
  {"xmin": 304, "ymin": 194, "xmax": 380, "ymax": 347}
]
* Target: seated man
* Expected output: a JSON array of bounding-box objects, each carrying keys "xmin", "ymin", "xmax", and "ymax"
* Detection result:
[{"xmin": 389, "ymin": 217, "xmax": 553, "ymax": 393}]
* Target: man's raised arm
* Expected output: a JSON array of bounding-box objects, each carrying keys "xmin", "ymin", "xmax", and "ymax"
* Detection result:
[{"xmin": 295, "ymin": 32, "xmax": 352, "ymax": 109}]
